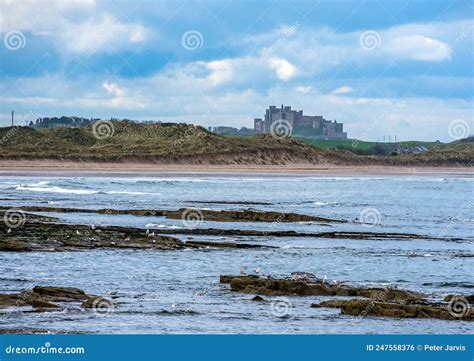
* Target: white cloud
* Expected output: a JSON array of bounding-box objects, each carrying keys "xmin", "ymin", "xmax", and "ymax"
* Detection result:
[
  {"xmin": 267, "ymin": 57, "xmax": 297, "ymax": 81},
  {"xmin": 60, "ymin": 15, "xmax": 149, "ymax": 54},
  {"xmin": 205, "ymin": 59, "xmax": 236, "ymax": 85},
  {"xmin": 238, "ymin": 19, "xmax": 471, "ymax": 76},
  {"xmin": 98, "ymin": 81, "xmax": 143, "ymax": 109},
  {"xmin": 331, "ymin": 86, "xmax": 353, "ymax": 94},
  {"xmin": 0, "ymin": 0, "xmax": 151, "ymax": 55},
  {"xmin": 387, "ymin": 35, "xmax": 451, "ymax": 61},
  {"xmin": 102, "ymin": 82, "xmax": 124, "ymax": 97},
  {"xmin": 0, "ymin": 0, "xmax": 95, "ymax": 33},
  {"xmin": 295, "ymin": 85, "xmax": 313, "ymax": 93}
]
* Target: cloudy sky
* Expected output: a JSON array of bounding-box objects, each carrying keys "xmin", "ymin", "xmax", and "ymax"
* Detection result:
[{"xmin": 0, "ymin": 0, "xmax": 472, "ymax": 141}]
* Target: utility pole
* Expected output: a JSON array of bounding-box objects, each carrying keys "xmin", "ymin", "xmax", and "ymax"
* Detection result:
[{"xmin": 11, "ymin": 110, "xmax": 14, "ymax": 126}]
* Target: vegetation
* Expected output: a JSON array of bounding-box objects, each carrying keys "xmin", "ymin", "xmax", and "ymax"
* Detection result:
[
  {"xmin": 0, "ymin": 121, "xmax": 472, "ymax": 166},
  {"xmin": 296, "ymin": 137, "xmax": 441, "ymax": 155},
  {"xmin": 0, "ymin": 121, "xmax": 348, "ymax": 164}
]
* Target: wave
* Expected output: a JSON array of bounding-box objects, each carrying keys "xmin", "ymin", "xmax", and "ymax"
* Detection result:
[
  {"xmin": 13, "ymin": 185, "xmax": 156, "ymax": 196},
  {"xmin": 313, "ymin": 201, "xmax": 338, "ymax": 206},
  {"xmin": 422, "ymin": 281, "xmax": 474, "ymax": 288},
  {"xmin": 103, "ymin": 191, "xmax": 158, "ymax": 196},
  {"xmin": 146, "ymin": 223, "xmax": 183, "ymax": 229},
  {"xmin": 15, "ymin": 185, "xmax": 97, "ymax": 195}
]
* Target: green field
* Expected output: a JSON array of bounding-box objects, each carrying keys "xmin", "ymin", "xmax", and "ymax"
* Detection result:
[{"xmin": 295, "ymin": 137, "xmax": 442, "ymax": 150}]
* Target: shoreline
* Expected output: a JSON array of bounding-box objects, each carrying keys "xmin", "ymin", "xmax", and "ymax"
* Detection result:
[{"xmin": 0, "ymin": 160, "xmax": 472, "ymax": 177}]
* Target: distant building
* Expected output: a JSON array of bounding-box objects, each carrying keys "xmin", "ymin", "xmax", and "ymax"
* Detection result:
[{"xmin": 254, "ymin": 105, "xmax": 347, "ymax": 139}]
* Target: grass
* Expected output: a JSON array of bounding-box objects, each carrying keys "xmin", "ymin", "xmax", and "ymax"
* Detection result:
[
  {"xmin": 0, "ymin": 121, "xmax": 471, "ymax": 166},
  {"xmin": 296, "ymin": 137, "xmax": 441, "ymax": 150}
]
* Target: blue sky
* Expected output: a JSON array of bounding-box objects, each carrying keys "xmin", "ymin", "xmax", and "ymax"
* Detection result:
[{"xmin": 0, "ymin": 0, "xmax": 472, "ymax": 141}]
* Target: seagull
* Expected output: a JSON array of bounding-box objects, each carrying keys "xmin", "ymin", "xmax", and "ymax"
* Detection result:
[
  {"xmin": 91, "ymin": 224, "xmax": 96, "ymax": 230},
  {"xmin": 146, "ymin": 229, "xmax": 150, "ymax": 235},
  {"xmin": 240, "ymin": 267, "xmax": 246, "ymax": 275},
  {"xmin": 148, "ymin": 232, "xmax": 155, "ymax": 238},
  {"xmin": 253, "ymin": 268, "xmax": 260, "ymax": 274},
  {"xmin": 7, "ymin": 228, "xmax": 11, "ymax": 233},
  {"xmin": 76, "ymin": 230, "xmax": 81, "ymax": 235}
]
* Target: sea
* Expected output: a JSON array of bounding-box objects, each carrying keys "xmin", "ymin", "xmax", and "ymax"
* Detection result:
[{"xmin": 0, "ymin": 174, "xmax": 473, "ymax": 334}]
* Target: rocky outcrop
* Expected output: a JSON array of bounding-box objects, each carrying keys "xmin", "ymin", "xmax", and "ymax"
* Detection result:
[
  {"xmin": 156, "ymin": 228, "xmax": 448, "ymax": 240},
  {"xmin": 0, "ymin": 286, "xmax": 112, "ymax": 311},
  {"xmin": 0, "ymin": 221, "xmax": 185, "ymax": 252},
  {"xmin": 81, "ymin": 296, "xmax": 114, "ymax": 309},
  {"xmin": 165, "ymin": 208, "xmax": 344, "ymax": 223},
  {"xmin": 444, "ymin": 294, "xmax": 474, "ymax": 304},
  {"xmin": 185, "ymin": 240, "xmax": 275, "ymax": 249},
  {"xmin": 0, "ymin": 220, "xmax": 270, "ymax": 252},
  {"xmin": 219, "ymin": 275, "xmax": 425, "ymax": 302},
  {"xmin": 311, "ymin": 299, "xmax": 473, "ymax": 321},
  {"xmin": 8, "ymin": 205, "xmax": 345, "ymax": 223}
]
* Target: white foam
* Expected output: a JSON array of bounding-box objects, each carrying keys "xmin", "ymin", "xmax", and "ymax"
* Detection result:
[
  {"xmin": 106, "ymin": 191, "xmax": 157, "ymax": 196},
  {"xmin": 15, "ymin": 185, "xmax": 97, "ymax": 195}
]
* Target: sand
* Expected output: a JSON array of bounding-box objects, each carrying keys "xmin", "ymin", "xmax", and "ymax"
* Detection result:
[{"xmin": 0, "ymin": 160, "xmax": 472, "ymax": 177}]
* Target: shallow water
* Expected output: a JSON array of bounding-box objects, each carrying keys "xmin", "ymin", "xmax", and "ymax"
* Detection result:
[{"xmin": 0, "ymin": 175, "xmax": 473, "ymax": 333}]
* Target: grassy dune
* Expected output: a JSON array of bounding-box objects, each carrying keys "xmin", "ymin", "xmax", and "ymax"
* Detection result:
[{"xmin": 0, "ymin": 121, "xmax": 472, "ymax": 166}]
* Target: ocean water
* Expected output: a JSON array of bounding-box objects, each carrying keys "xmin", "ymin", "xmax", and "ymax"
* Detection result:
[{"xmin": 0, "ymin": 175, "xmax": 473, "ymax": 334}]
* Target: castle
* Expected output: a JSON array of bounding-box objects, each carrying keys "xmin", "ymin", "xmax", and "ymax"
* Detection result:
[{"xmin": 254, "ymin": 105, "xmax": 347, "ymax": 139}]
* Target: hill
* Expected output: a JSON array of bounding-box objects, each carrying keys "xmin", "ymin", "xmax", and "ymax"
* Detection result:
[
  {"xmin": 0, "ymin": 121, "xmax": 472, "ymax": 166},
  {"xmin": 0, "ymin": 122, "xmax": 352, "ymax": 165}
]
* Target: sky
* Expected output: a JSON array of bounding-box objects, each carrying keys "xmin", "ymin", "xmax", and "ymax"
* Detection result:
[{"xmin": 0, "ymin": 0, "xmax": 473, "ymax": 141}]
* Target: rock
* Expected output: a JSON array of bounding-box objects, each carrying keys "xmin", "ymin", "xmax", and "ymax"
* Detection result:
[
  {"xmin": 81, "ymin": 296, "xmax": 113, "ymax": 309},
  {"xmin": 251, "ymin": 295, "xmax": 266, "ymax": 302},
  {"xmin": 311, "ymin": 299, "xmax": 473, "ymax": 321},
  {"xmin": 28, "ymin": 286, "xmax": 88, "ymax": 302},
  {"xmin": 0, "ymin": 285, "xmax": 108, "ymax": 312},
  {"xmin": 122, "ymin": 228, "xmax": 450, "ymax": 242},
  {"xmin": 444, "ymin": 294, "xmax": 474, "ymax": 304},
  {"xmin": 220, "ymin": 274, "xmax": 425, "ymax": 302},
  {"xmin": 8, "ymin": 205, "xmax": 345, "ymax": 224},
  {"xmin": 185, "ymin": 240, "xmax": 275, "ymax": 249},
  {"xmin": 290, "ymin": 272, "xmax": 321, "ymax": 282},
  {"xmin": 0, "ymin": 219, "xmax": 268, "ymax": 252},
  {"xmin": 0, "ymin": 239, "xmax": 31, "ymax": 252},
  {"xmin": 165, "ymin": 208, "xmax": 345, "ymax": 223}
]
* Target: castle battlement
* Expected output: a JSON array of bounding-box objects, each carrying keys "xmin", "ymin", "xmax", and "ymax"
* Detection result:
[{"xmin": 254, "ymin": 105, "xmax": 347, "ymax": 139}]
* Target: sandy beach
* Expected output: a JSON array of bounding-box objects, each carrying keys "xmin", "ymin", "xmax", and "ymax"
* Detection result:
[{"xmin": 0, "ymin": 160, "xmax": 472, "ymax": 177}]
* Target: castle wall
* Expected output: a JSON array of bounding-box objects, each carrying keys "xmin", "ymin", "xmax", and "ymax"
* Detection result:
[{"xmin": 256, "ymin": 105, "xmax": 347, "ymax": 139}]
